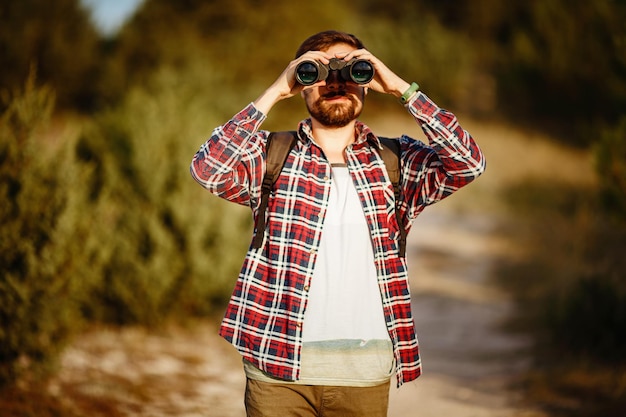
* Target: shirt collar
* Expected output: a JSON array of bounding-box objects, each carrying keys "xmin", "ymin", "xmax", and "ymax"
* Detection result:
[{"xmin": 297, "ymin": 119, "xmax": 383, "ymax": 149}]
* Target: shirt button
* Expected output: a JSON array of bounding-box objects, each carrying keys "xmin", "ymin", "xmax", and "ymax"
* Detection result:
[
  {"xmin": 323, "ymin": 176, "xmax": 329, "ymax": 181},
  {"xmin": 304, "ymin": 285, "xmax": 310, "ymax": 291},
  {"xmin": 296, "ymin": 322, "xmax": 302, "ymax": 328}
]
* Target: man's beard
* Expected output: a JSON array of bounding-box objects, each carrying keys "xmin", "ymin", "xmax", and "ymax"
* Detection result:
[{"xmin": 307, "ymin": 91, "xmax": 363, "ymax": 128}]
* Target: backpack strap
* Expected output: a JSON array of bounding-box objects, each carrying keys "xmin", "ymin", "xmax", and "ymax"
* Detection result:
[
  {"xmin": 252, "ymin": 131, "xmax": 297, "ymax": 249},
  {"xmin": 378, "ymin": 137, "xmax": 406, "ymax": 257}
]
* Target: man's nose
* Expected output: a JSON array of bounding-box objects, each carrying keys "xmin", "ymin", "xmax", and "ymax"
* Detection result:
[{"xmin": 325, "ymin": 71, "xmax": 345, "ymax": 87}]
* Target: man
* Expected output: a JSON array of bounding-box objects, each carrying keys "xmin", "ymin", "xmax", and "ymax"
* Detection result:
[{"xmin": 190, "ymin": 30, "xmax": 485, "ymax": 417}]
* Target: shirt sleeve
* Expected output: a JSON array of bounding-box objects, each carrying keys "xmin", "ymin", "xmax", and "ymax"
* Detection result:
[
  {"xmin": 190, "ymin": 104, "xmax": 267, "ymax": 207},
  {"xmin": 401, "ymin": 92, "xmax": 486, "ymax": 219}
]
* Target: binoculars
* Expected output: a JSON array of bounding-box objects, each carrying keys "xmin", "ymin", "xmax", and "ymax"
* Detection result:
[{"xmin": 295, "ymin": 58, "xmax": 375, "ymax": 85}]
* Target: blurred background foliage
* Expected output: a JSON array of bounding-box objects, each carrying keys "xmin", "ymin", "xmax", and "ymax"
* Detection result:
[{"xmin": 1, "ymin": 0, "xmax": 625, "ymax": 414}]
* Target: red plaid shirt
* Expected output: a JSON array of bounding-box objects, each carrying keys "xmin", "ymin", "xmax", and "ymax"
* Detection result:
[{"xmin": 190, "ymin": 92, "xmax": 485, "ymax": 386}]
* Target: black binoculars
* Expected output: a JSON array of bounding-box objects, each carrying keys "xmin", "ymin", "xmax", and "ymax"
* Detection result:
[{"xmin": 295, "ymin": 58, "xmax": 375, "ymax": 85}]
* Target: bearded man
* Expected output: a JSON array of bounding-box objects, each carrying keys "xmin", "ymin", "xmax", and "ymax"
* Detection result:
[{"xmin": 190, "ymin": 30, "xmax": 486, "ymax": 417}]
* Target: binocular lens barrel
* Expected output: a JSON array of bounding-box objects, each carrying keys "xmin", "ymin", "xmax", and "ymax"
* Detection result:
[
  {"xmin": 295, "ymin": 62, "xmax": 320, "ymax": 85},
  {"xmin": 295, "ymin": 59, "xmax": 374, "ymax": 85},
  {"xmin": 349, "ymin": 60, "xmax": 374, "ymax": 84}
]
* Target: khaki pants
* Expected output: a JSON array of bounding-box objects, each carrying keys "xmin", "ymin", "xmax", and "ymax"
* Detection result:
[{"xmin": 244, "ymin": 378, "xmax": 391, "ymax": 417}]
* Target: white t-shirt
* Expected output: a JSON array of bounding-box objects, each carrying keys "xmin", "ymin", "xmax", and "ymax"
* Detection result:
[
  {"xmin": 302, "ymin": 164, "xmax": 389, "ymax": 342},
  {"xmin": 245, "ymin": 164, "xmax": 394, "ymax": 386}
]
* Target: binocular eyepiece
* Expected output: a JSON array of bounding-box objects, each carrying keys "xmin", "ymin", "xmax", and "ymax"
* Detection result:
[{"xmin": 295, "ymin": 58, "xmax": 374, "ymax": 85}]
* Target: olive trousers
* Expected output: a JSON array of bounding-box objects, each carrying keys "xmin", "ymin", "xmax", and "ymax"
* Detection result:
[{"xmin": 244, "ymin": 378, "xmax": 391, "ymax": 417}]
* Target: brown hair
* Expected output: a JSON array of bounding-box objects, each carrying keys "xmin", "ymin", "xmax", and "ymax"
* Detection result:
[{"xmin": 295, "ymin": 30, "xmax": 365, "ymax": 58}]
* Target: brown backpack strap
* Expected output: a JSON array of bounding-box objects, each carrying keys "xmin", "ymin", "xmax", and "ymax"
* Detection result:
[
  {"xmin": 252, "ymin": 131, "xmax": 297, "ymax": 249},
  {"xmin": 378, "ymin": 137, "xmax": 406, "ymax": 257}
]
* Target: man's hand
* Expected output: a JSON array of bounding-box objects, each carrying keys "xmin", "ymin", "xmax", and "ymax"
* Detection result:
[
  {"xmin": 339, "ymin": 49, "xmax": 411, "ymax": 100},
  {"xmin": 254, "ymin": 51, "xmax": 333, "ymax": 114}
]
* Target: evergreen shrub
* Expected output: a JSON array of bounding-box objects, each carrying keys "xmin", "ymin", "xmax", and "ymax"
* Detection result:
[{"xmin": 0, "ymin": 78, "xmax": 85, "ymax": 386}]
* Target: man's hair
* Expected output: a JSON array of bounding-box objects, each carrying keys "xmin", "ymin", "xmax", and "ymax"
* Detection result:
[{"xmin": 295, "ymin": 30, "xmax": 365, "ymax": 58}]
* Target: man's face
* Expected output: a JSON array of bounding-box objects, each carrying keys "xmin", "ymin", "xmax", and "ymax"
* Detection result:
[{"xmin": 302, "ymin": 43, "xmax": 367, "ymax": 128}]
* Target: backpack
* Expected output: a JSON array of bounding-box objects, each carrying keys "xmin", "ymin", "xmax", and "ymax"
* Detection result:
[{"xmin": 252, "ymin": 131, "xmax": 407, "ymax": 256}]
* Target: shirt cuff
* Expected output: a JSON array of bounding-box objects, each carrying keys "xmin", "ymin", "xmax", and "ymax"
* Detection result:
[
  {"xmin": 233, "ymin": 102, "xmax": 268, "ymax": 127},
  {"xmin": 405, "ymin": 92, "xmax": 438, "ymax": 121}
]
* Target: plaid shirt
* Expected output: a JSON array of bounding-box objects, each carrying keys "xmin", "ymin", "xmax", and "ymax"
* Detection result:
[{"xmin": 190, "ymin": 92, "xmax": 485, "ymax": 387}]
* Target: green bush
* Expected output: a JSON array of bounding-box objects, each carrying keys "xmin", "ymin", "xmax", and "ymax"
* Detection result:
[
  {"xmin": 496, "ymin": 177, "xmax": 626, "ymax": 415},
  {"xmin": 498, "ymin": 179, "xmax": 626, "ymax": 358},
  {"xmin": 543, "ymin": 274, "xmax": 626, "ymax": 364},
  {"xmin": 0, "ymin": 78, "xmax": 85, "ymax": 386},
  {"xmin": 73, "ymin": 66, "xmax": 252, "ymax": 325}
]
